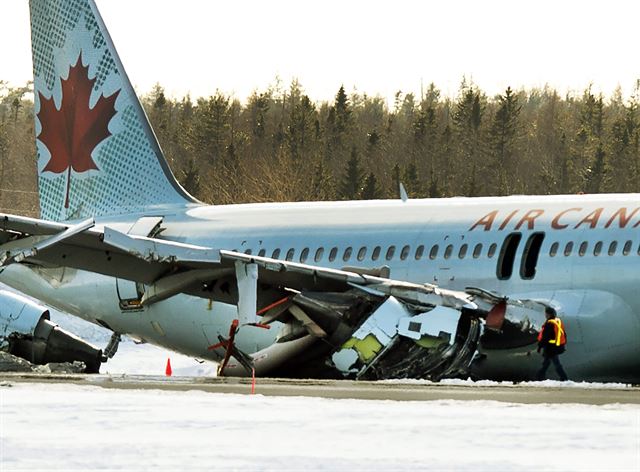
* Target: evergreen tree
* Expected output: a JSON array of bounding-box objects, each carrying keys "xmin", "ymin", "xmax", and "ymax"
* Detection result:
[
  {"xmin": 630, "ymin": 82, "xmax": 640, "ymax": 190},
  {"xmin": 402, "ymin": 161, "xmax": 421, "ymax": 197},
  {"xmin": 390, "ymin": 162, "xmax": 401, "ymax": 198},
  {"xmin": 0, "ymin": 121, "xmax": 8, "ymax": 189},
  {"xmin": 585, "ymin": 144, "xmax": 606, "ymax": 193},
  {"xmin": 339, "ymin": 147, "xmax": 364, "ymax": 199},
  {"xmin": 453, "ymin": 81, "xmax": 484, "ymax": 195},
  {"xmin": 580, "ymin": 86, "xmax": 604, "ymax": 139},
  {"xmin": 189, "ymin": 92, "xmax": 230, "ymax": 166},
  {"xmin": 310, "ymin": 159, "xmax": 335, "ymax": 200},
  {"xmin": 606, "ymin": 90, "xmax": 639, "ymax": 192},
  {"xmin": 360, "ymin": 172, "xmax": 381, "ymax": 199},
  {"xmin": 334, "ymin": 85, "xmax": 351, "ymax": 134},
  {"xmin": 287, "ymin": 94, "xmax": 317, "ymax": 161},
  {"xmin": 180, "ymin": 158, "xmax": 201, "ymax": 198},
  {"xmin": 488, "ymin": 87, "xmax": 522, "ymax": 194},
  {"xmin": 412, "ymin": 104, "xmax": 439, "ymax": 196},
  {"xmin": 326, "ymin": 85, "xmax": 352, "ymax": 164},
  {"xmin": 145, "ymin": 84, "xmax": 169, "ymax": 133},
  {"xmin": 246, "ymin": 91, "xmax": 271, "ymax": 160},
  {"xmin": 439, "ymin": 121, "xmax": 453, "ymax": 196},
  {"xmin": 532, "ymin": 89, "xmax": 565, "ymax": 194},
  {"xmin": 569, "ymin": 86, "xmax": 605, "ymax": 193}
]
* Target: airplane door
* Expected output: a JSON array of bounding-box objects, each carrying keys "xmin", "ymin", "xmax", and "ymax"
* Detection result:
[
  {"xmin": 496, "ymin": 232, "xmax": 522, "ymax": 280},
  {"xmin": 116, "ymin": 216, "xmax": 164, "ymax": 312},
  {"xmin": 519, "ymin": 232, "xmax": 545, "ymax": 280}
]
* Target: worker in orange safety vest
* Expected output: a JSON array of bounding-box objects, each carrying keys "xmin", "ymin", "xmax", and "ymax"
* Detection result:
[{"xmin": 536, "ymin": 306, "xmax": 569, "ymax": 381}]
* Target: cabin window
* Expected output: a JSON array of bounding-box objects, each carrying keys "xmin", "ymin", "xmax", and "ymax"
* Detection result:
[
  {"xmin": 458, "ymin": 244, "xmax": 468, "ymax": 259},
  {"xmin": 357, "ymin": 247, "xmax": 367, "ymax": 261},
  {"xmin": 386, "ymin": 246, "xmax": 396, "ymax": 261},
  {"xmin": 563, "ymin": 242, "xmax": 573, "ymax": 257},
  {"xmin": 497, "ymin": 233, "xmax": 522, "ymax": 280},
  {"xmin": 594, "ymin": 241, "xmax": 603, "ymax": 256},
  {"xmin": 429, "ymin": 245, "xmax": 439, "ymax": 260},
  {"xmin": 258, "ymin": 249, "xmax": 266, "ymax": 257},
  {"xmin": 286, "ymin": 248, "xmax": 295, "ymax": 261},
  {"xmin": 415, "ymin": 245, "xmax": 424, "ymax": 260},
  {"xmin": 244, "ymin": 249, "xmax": 253, "ymax": 255},
  {"xmin": 549, "ymin": 242, "xmax": 559, "ymax": 257},
  {"xmin": 608, "ymin": 241, "xmax": 617, "ymax": 256},
  {"xmin": 372, "ymin": 246, "xmax": 381, "ymax": 261},
  {"xmin": 343, "ymin": 247, "xmax": 353, "ymax": 262},
  {"xmin": 300, "ymin": 248, "xmax": 309, "ymax": 263},
  {"xmin": 329, "ymin": 247, "xmax": 338, "ymax": 262},
  {"xmin": 578, "ymin": 241, "xmax": 588, "ymax": 256},
  {"xmin": 272, "ymin": 248, "xmax": 281, "ymax": 259},
  {"xmin": 444, "ymin": 245, "xmax": 453, "ymax": 259},
  {"xmin": 400, "ymin": 245, "xmax": 411, "ymax": 260},
  {"xmin": 623, "ymin": 240, "xmax": 632, "ymax": 256},
  {"xmin": 473, "ymin": 244, "xmax": 482, "ymax": 259},
  {"xmin": 488, "ymin": 243, "xmax": 498, "ymax": 258},
  {"xmin": 520, "ymin": 232, "xmax": 545, "ymax": 279},
  {"xmin": 314, "ymin": 248, "xmax": 324, "ymax": 262}
]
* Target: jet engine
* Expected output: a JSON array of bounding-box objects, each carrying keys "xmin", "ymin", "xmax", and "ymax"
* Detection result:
[{"xmin": 0, "ymin": 290, "xmax": 103, "ymax": 373}]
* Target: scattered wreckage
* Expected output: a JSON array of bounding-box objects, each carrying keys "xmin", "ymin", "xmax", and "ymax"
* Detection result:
[{"xmin": 216, "ymin": 265, "xmax": 548, "ymax": 381}]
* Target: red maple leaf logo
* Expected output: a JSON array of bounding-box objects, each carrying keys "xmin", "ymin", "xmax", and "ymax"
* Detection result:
[{"xmin": 37, "ymin": 54, "xmax": 120, "ymax": 208}]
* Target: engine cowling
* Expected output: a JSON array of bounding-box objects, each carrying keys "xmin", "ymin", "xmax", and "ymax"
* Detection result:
[{"xmin": 0, "ymin": 290, "xmax": 103, "ymax": 373}]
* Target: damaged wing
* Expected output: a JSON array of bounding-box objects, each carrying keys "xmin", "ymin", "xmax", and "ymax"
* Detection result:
[{"xmin": 0, "ymin": 213, "xmax": 482, "ymax": 314}]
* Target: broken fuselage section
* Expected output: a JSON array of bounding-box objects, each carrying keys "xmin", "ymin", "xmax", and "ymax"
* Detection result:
[{"xmin": 219, "ymin": 260, "xmax": 547, "ymax": 381}]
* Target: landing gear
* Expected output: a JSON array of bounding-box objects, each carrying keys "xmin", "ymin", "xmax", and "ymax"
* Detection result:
[
  {"xmin": 102, "ymin": 332, "xmax": 121, "ymax": 362},
  {"xmin": 208, "ymin": 320, "xmax": 254, "ymax": 376}
]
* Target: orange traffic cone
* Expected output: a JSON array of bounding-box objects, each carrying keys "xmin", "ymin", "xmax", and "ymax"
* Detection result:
[{"xmin": 165, "ymin": 358, "xmax": 172, "ymax": 377}]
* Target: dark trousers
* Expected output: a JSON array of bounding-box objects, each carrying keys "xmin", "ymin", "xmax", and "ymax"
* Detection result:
[{"xmin": 536, "ymin": 354, "xmax": 568, "ymax": 381}]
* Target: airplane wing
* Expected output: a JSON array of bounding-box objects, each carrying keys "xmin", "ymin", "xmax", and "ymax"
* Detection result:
[{"xmin": 0, "ymin": 213, "xmax": 547, "ymax": 380}]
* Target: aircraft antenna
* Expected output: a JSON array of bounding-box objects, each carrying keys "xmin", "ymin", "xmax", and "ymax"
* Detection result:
[{"xmin": 399, "ymin": 183, "xmax": 409, "ymax": 202}]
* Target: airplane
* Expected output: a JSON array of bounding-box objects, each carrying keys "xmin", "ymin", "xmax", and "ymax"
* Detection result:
[{"xmin": 0, "ymin": 0, "xmax": 638, "ymax": 383}]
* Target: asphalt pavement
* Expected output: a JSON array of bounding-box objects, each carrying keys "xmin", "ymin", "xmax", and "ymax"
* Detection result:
[{"xmin": 1, "ymin": 373, "xmax": 638, "ymax": 404}]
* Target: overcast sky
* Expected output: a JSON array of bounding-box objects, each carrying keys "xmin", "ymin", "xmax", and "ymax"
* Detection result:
[{"xmin": 2, "ymin": 0, "xmax": 639, "ymax": 104}]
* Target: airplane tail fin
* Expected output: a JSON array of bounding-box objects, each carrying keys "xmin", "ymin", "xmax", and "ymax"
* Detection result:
[{"xmin": 29, "ymin": 0, "xmax": 198, "ymax": 221}]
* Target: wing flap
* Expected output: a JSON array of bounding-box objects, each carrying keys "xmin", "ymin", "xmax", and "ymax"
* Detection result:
[
  {"xmin": 0, "ymin": 213, "xmax": 67, "ymax": 236},
  {"xmin": 103, "ymin": 226, "xmax": 221, "ymax": 264},
  {"xmin": 2, "ymin": 218, "xmax": 95, "ymax": 265}
]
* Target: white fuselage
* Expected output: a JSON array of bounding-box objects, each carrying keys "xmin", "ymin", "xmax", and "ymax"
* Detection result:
[{"xmin": 3, "ymin": 193, "xmax": 640, "ymax": 380}]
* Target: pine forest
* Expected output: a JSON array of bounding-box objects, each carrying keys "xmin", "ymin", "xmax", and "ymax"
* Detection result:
[{"xmin": 1, "ymin": 78, "xmax": 639, "ymax": 217}]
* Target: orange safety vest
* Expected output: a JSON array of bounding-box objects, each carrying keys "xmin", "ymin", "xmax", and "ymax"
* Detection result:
[{"xmin": 537, "ymin": 318, "xmax": 567, "ymax": 346}]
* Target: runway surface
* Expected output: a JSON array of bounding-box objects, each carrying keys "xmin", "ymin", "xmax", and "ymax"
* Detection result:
[{"xmin": 1, "ymin": 373, "xmax": 638, "ymax": 404}]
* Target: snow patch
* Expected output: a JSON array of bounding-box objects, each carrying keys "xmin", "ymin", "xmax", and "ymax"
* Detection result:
[
  {"xmin": 1, "ymin": 383, "xmax": 638, "ymax": 471},
  {"xmin": 47, "ymin": 305, "xmax": 215, "ymax": 377}
]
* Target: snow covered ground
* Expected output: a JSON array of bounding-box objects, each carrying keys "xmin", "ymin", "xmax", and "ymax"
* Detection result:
[
  {"xmin": 1, "ymin": 383, "xmax": 638, "ymax": 471},
  {"xmin": 101, "ymin": 341, "xmax": 217, "ymax": 377}
]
